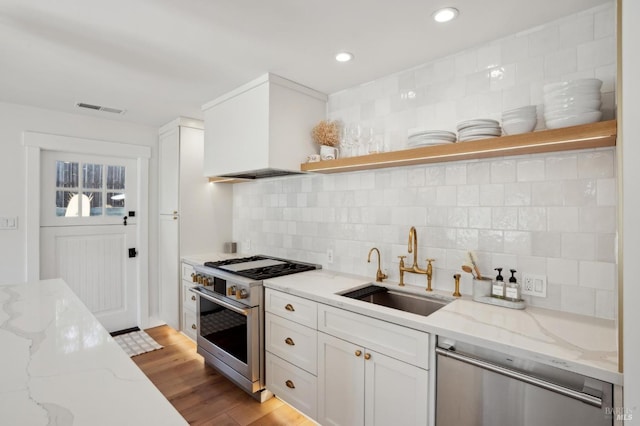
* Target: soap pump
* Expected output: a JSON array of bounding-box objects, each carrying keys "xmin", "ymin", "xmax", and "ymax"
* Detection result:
[
  {"xmin": 505, "ymin": 269, "xmax": 520, "ymax": 302},
  {"xmin": 492, "ymin": 268, "xmax": 505, "ymax": 299}
]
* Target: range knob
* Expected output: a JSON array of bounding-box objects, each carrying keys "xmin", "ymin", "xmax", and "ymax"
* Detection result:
[
  {"xmin": 191, "ymin": 273, "xmax": 197, "ymax": 282},
  {"xmin": 237, "ymin": 288, "xmax": 249, "ymax": 299},
  {"xmin": 227, "ymin": 285, "xmax": 237, "ymax": 296},
  {"xmin": 202, "ymin": 277, "xmax": 210, "ymax": 286}
]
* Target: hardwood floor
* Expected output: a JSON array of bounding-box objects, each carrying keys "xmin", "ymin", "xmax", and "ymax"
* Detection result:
[{"xmin": 133, "ymin": 325, "xmax": 315, "ymax": 426}]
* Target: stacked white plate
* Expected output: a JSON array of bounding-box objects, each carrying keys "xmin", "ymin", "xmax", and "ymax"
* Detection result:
[
  {"xmin": 456, "ymin": 119, "xmax": 502, "ymax": 141},
  {"xmin": 502, "ymin": 106, "xmax": 537, "ymax": 135},
  {"xmin": 543, "ymin": 78, "xmax": 603, "ymax": 129},
  {"xmin": 407, "ymin": 129, "xmax": 457, "ymax": 147}
]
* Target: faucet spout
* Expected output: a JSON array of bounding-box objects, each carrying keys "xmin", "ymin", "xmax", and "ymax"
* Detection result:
[
  {"xmin": 367, "ymin": 247, "xmax": 388, "ymax": 282},
  {"xmin": 408, "ymin": 226, "xmax": 418, "ymax": 268}
]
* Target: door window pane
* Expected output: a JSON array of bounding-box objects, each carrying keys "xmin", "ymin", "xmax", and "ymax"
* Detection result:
[
  {"xmin": 84, "ymin": 192, "xmax": 103, "ymax": 216},
  {"xmin": 107, "ymin": 166, "xmax": 125, "ymax": 190},
  {"xmin": 106, "ymin": 192, "xmax": 125, "ymax": 216},
  {"xmin": 83, "ymin": 163, "xmax": 103, "ymax": 189},
  {"xmin": 56, "ymin": 191, "xmax": 79, "ymax": 217},
  {"xmin": 56, "ymin": 161, "xmax": 79, "ymax": 188}
]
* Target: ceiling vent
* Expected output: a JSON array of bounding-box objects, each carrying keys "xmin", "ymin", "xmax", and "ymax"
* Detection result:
[{"xmin": 75, "ymin": 102, "xmax": 126, "ymax": 115}]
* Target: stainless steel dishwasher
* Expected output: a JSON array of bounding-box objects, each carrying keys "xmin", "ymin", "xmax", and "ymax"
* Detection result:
[{"xmin": 435, "ymin": 339, "xmax": 614, "ymax": 426}]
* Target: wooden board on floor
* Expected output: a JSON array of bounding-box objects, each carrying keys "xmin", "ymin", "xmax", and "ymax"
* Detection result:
[{"xmin": 133, "ymin": 325, "xmax": 316, "ymax": 426}]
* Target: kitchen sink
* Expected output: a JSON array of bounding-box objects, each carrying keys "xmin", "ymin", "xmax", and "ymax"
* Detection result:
[{"xmin": 340, "ymin": 284, "xmax": 450, "ymax": 317}]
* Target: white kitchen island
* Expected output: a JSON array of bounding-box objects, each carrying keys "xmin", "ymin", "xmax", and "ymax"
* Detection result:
[{"xmin": 0, "ymin": 278, "xmax": 188, "ymax": 426}]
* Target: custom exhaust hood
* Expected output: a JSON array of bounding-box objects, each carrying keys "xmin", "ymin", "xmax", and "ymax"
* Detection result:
[{"xmin": 202, "ymin": 73, "xmax": 328, "ymax": 181}]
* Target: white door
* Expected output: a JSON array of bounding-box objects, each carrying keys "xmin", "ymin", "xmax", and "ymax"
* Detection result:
[
  {"xmin": 39, "ymin": 151, "xmax": 139, "ymax": 332},
  {"xmin": 317, "ymin": 332, "xmax": 365, "ymax": 426},
  {"xmin": 364, "ymin": 350, "xmax": 429, "ymax": 426}
]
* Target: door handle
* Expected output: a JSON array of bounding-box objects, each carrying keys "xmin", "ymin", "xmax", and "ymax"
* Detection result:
[
  {"xmin": 123, "ymin": 216, "xmax": 128, "ymax": 226},
  {"xmin": 128, "ymin": 248, "xmax": 138, "ymax": 258}
]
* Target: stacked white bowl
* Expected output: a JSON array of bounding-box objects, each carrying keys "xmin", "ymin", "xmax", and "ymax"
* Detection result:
[
  {"xmin": 543, "ymin": 78, "xmax": 602, "ymax": 129},
  {"xmin": 456, "ymin": 119, "xmax": 502, "ymax": 141},
  {"xmin": 501, "ymin": 106, "xmax": 537, "ymax": 135}
]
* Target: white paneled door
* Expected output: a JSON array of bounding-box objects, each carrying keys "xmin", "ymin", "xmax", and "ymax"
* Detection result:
[{"xmin": 40, "ymin": 151, "xmax": 139, "ymax": 332}]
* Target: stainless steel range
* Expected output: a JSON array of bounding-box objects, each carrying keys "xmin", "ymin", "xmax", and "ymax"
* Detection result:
[{"xmin": 189, "ymin": 255, "xmax": 320, "ymax": 402}]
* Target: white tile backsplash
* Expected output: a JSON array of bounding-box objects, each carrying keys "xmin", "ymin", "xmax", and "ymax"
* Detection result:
[{"xmin": 233, "ymin": 2, "xmax": 617, "ymax": 320}]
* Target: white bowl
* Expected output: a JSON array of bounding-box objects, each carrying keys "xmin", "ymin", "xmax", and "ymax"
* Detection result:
[
  {"xmin": 503, "ymin": 105, "xmax": 537, "ymax": 115},
  {"xmin": 544, "ymin": 92, "xmax": 601, "ymax": 105},
  {"xmin": 502, "ymin": 117, "xmax": 537, "ymax": 135},
  {"xmin": 544, "ymin": 99, "xmax": 601, "ymax": 114},
  {"xmin": 502, "ymin": 112, "xmax": 537, "ymax": 122},
  {"xmin": 545, "ymin": 111, "xmax": 602, "ymax": 129},
  {"xmin": 544, "ymin": 107, "xmax": 602, "ymax": 121},
  {"xmin": 543, "ymin": 78, "xmax": 602, "ymax": 94}
]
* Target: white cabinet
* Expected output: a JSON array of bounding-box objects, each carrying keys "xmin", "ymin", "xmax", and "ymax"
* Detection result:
[
  {"xmin": 202, "ymin": 73, "xmax": 327, "ymax": 178},
  {"xmin": 317, "ymin": 305, "xmax": 430, "ymax": 426},
  {"xmin": 158, "ymin": 213, "xmax": 179, "ymax": 329},
  {"xmin": 264, "ymin": 289, "xmax": 318, "ymax": 420},
  {"xmin": 157, "ymin": 117, "xmax": 232, "ymax": 332}
]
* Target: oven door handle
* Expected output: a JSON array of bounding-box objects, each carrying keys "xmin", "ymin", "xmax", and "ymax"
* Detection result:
[{"xmin": 190, "ymin": 287, "xmax": 250, "ymax": 317}]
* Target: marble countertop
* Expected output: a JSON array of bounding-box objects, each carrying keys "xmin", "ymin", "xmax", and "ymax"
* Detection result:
[
  {"xmin": 0, "ymin": 279, "xmax": 188, "ymax": 426},
  {"xmin": 264, "ymin": 269, "xmax": 622, "ymax": 386}
]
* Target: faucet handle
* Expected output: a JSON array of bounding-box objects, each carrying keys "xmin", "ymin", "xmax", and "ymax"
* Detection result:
[
  {"xmin": 426, "ymin": 258, "xmax": 435, "ymax": 264},
  {"xmin": 397, "ymin": 255, "xmax": 406, "ymax": 264}
]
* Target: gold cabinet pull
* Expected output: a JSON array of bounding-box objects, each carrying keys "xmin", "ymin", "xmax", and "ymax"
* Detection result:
[
  {"xmin": 285, "ymin": 337, "xmax": 295, "ymax": 346},
  {"xmin": 285, "ymin": 380, "xmax": 295, "ymax": 389},
  {"xmin": 285, "ymin": 303, "xmax": 295, "ymax": 312},
  {"xmin": 191, "ymin": 324, "xmax": 197, "ymax": 330},
  {"xmin": 364, "ymin": 353, "xmax": 371, "ymax": 360},
  {"xmin": 355, "ymin": 350, "xmax": 362, "ymax": 357},
  {"xmin": 191, "ymin": 295, "xmax": 196, "ymax": 301}
]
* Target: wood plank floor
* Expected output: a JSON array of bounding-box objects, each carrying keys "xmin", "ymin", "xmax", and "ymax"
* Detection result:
[{"xmin": 133, "ymin": 325, "xmax": 315, "ymax": 426}]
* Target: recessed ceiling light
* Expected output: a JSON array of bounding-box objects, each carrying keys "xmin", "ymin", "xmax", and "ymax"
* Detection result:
[
  {"xmin": 432, "ymin": 7, "xmax": 459, "ymax": 23},
  {"xmin": 335, "ymin": 52, "xmax": 354, "ymax": 62}
]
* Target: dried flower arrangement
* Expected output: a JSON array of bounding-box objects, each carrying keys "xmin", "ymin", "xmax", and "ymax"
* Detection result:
[{"xmin": 311, "ymin": 120, "xmax": 340, "ymax": 147}]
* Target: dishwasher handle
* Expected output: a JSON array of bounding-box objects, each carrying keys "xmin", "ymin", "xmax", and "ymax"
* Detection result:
[{"xmin": 435, "ymin": 347, "xmax": 603, "ymax": 408}]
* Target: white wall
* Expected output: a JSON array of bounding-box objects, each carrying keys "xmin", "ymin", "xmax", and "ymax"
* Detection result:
[
  {"xmin": 233, "ymin": 2, "xmax": 618, "ymax": 320},
  {"xmin": 622, "ymin": 0, "xmax": 639, "ymax": 421},
  {"xmin": 0, "ymin": 101, "xmax": 162, "ymax": 318}
]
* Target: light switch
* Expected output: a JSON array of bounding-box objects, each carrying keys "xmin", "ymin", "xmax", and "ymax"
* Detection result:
[{"xmin": 0, "ymin": 217, "xmax": 18, "ymax": 230}]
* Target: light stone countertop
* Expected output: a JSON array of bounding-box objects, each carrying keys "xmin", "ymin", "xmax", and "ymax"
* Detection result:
[
  {"xmin": 264, "ymin": 268, "xmax": 622, "ymax": 386},
  {"xmin": 0, "ymin": 279, "xmax": 188, "ymax": 426}
]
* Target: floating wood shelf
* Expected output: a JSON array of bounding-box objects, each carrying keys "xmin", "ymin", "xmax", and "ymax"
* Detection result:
[{"xmin": 300, "ymin": 120, "xmax": 617, "ymax": 174}]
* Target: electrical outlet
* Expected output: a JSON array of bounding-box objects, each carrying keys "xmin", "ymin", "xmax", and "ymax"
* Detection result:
[
  {"xmin": 0, "ymin": 217, "xmax": 18, "ymax": 230},
  {"xmin": 327, "ymin": 249, "xmax": 334, "ymax": 264},
  {"xmin": 521, "ymin": 273, "xmax": 547, "ymax": 297}
]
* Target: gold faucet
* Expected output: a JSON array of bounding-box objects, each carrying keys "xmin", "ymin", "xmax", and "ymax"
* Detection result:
[
  {"xmin": 398, "ymin": 227, "xmax": 434, "ymax": 288},
  {"xmin": 367, "ymin": 247, "xmax": 388, "ymax": 282}
]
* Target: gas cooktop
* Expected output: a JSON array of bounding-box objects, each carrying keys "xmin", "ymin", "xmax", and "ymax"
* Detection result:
[{"xmin": 204, "ymin": 255, "xmax": 319, "ymax": 280}]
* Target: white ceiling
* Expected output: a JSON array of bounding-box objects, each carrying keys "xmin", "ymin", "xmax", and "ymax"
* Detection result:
[{"xmin": 0, "ymin": 0, "xmax": 609, "ymax": 127}]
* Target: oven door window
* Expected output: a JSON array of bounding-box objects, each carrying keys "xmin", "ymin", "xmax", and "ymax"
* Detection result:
[{"xmin": 199, "ymin": 297, "xmax": 248, "ymax": 363}]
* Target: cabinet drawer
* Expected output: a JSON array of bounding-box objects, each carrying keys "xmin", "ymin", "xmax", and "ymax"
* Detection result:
[
  {"xmin": 181, "ymin": 262, "xmax": 195, "ymax": 282},
  {"xmin": 265, "ymin": 289, "xmax": 317, "ymax": 329},
  {"xmin": 182, "ymin": 282, "xmax": 197, "ymax": 312},
  {"xmin": 266, "ymin": 312, "xmax": 317, "ymax": 375},
  {"xmin": 266, "ymin": 352, "xmax": 317, "ymax": 421},
  {"xmin": 318, "ymin": 304, "xmax": 430, "ymax": 369},
  {"xmin": 182, "ymin": 309, "xmax": 197, "ymax": 341}
]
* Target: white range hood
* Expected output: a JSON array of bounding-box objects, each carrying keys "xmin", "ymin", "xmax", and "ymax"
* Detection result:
[{"xmin": 202, "ymin": 73, "xmax": 328, "ymax": 180}]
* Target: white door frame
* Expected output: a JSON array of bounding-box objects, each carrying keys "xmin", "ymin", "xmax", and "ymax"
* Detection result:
[{"xmin": 23, "ymin": 131, "xmax": 152, "ymax": 329}]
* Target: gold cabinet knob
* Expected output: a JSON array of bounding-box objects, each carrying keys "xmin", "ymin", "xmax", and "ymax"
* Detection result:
[
  {"xmin": 364, "ymin": 353, "xmax": 371, "ymax": 360},
  {"xmin": 285, "ymin": 337, "xmax": 295, "ymax": 346},
  {"xmin": 355, "ymin": 350, "xmax": 362, "ymax": 357},
  {"xmin": 285, "ymin": 303, "xmax": 295, "ymax": 312},
  {"xmin": 285, "ymin": 380, "xmax": 295, "ymax": 389},
  {"xmin": 191, "ymin": 324, "xmax": 197, "ymax": 330},
  {"xmin": 191, "ymin": 295, "xmax": 196, "ymax": 301}
]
